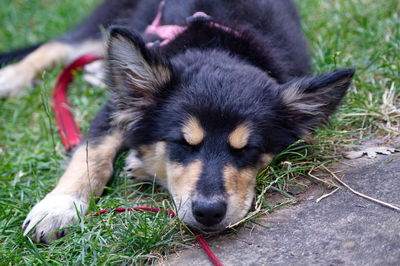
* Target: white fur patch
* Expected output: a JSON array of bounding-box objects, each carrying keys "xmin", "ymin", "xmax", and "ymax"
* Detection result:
[
  {"xmin": 23, "ymin": 194, "xmax": 87, "ymax": 243},
  {"xmin": 0, "ymin": 64, "xmax": 35, "ymax": 97},
  {"xmin": 124, "ymin": 150, "xmax": 148, "ymax": 179}
]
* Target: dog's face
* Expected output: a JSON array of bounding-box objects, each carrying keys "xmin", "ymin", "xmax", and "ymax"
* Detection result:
[{"xmin": 106, "ymin": 28, "xmax": 354, "ymax": 232}]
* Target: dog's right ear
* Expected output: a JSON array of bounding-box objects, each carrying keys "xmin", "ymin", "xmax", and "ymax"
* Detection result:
[
  {"xmin": 278, "ymin": 68, "xmax": 355, "ymax": 136},
  {"xmin": 106, "ymin": 27, "xmax": 172, "ymax": 127}
]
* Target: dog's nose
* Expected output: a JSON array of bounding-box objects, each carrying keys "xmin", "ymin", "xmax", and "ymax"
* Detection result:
[{"xmin": 192, "ymin": 199, "xmax": 227, "ymax": 227}]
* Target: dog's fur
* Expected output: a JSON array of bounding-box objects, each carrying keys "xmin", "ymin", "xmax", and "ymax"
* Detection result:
[{"xmin": 0, "ymin": 0, "xmax": 354, "ymax": 243}]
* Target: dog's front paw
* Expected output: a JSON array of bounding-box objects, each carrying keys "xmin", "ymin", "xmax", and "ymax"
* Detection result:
[
  {"xmin": 0, "ymin": 64, "xmax": 35, "ymax": 97},
  {"xmin": 22, "ymin": 194, "xmax": 87, "ymax": 243},
  {"xmin": 83, "ymin": 60, "xmax": 106, "ymax": 88},
  {"xmin": 124, "ymin": 150, "xmax": 148, "ymax": 179}
]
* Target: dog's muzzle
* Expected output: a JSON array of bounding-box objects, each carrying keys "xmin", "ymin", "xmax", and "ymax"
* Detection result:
[{"xmin": 192, "ymin": 198, "xmax": 227, "ymax": 228}]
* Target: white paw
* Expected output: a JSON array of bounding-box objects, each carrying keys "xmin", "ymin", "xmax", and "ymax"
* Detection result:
[
  {"xmin": 22, "ymin": 194, "xmax": 87, "ymax": 243},
  {"xmin": 83, "ymin": 60, "xmax": 106, "ymax": 88},
  {"xmin": 0, "ymin": 64, "xmax": 35, "ymax": 97},
  {"xmin": 124, "ymin": 150, "xmax": 150, "ymax": 180}
]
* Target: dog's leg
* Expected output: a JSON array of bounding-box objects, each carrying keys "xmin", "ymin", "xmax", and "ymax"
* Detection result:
[
  {"xmin": 0, "ymin": 40, "xmax": 103, "ymax": 97},
  {"xmin": 23, "ymin": 126, "xmax": 124, "ymax": 243},
  {"xmin": 0, "ymin": 0, "xmax": 154, "ymax": 98}
]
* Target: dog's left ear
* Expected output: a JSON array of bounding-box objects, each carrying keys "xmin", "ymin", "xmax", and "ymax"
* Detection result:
[
  {"xmin": 279, "ymin": 68, "xmax": 355, "ymax": 136},
  {"xmin": 105, "ymin": 27, "xmax": 172, "ymax": 126}
]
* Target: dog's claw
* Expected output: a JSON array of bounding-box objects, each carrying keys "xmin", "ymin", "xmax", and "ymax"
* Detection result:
[
  {"xmin": 56, "ymin": 229, "xmax": 66, "ymax": 238},
  {"xmin": 39, "ymin": 231, "xmax": 45, "ymax": 242},
  {"xmin": 22, "ymin": 194, "xmax": 87, "ymax": 243},
  {"xmin": 22, "ymin": 219, "xmax": 30, "ymax": 230}
]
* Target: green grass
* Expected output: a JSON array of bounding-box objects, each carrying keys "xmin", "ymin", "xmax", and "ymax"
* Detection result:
[{"xmin": 0, "ymin": 0, "xmax": 399, "ymax": 264}]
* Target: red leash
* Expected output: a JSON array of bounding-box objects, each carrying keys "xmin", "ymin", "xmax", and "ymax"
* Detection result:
[
  {"xmin": 51, "ymin": 55, "xmax": 223, "ymax": 266},
  {"xmin": 51, "ymin": 54, "xmax": 101, "ymax": 151}
]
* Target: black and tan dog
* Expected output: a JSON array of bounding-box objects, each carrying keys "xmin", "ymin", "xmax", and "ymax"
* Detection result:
[{"xmin": 0, "ymin": 0, "xmax": 354, "ymax": 243}]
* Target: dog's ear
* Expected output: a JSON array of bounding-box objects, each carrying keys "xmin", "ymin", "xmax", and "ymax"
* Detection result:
[
  {"xmin": 279, "ymin": 68, "xmax": 355, "ymax": 136},
  {"xmin": 106, "ymin": 27, "xmax": 172, "ymax": 126}
]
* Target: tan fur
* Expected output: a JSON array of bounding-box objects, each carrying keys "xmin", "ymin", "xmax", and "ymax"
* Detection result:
[
  {"xmin": 50, "ymin": 130, "xmax": 123, "ymax": 202},
  {"xmin": 223, "ymin": 165, "xmax": 257, "ymax": 205},
  {"xmin": 182, "ymin": 117, "xmax": 205, "ymax": 146},
  {"xmin": 17, "ymin": 40, "xmax": 103, "ymax": 73},
  {"xmin": 224, "ymin": 154, "xmax": 273, "ymax": 203},
  {"xmin": 167, "ymin": 160, "xmax": 203, "ymax": 203},
  {"xmin": 259, "ymin": 153, "xmax": 274, "ymax": 167},
  {"xmin": 228, "ymin": 124, "xmax": 251, "ymax": 149},
  {"xmin": 137, "ymin": 142, "xmax": 168, "ymax": 180}
]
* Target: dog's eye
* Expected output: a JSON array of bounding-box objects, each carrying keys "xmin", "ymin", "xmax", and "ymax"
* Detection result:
[
  {"xmin": 182, "ymin": 138, "xmax": 201, "ymax": 149},
  {"xmin": 170, "ymin": 138, "xmax": 200, "ymax": 151},
  {"xmin": 230, "ymin": 145, "xmax": 259, "ymax": 155},
  {"xmin": 230, "ymin": 145, "xmax": 248, "ymax": 153}
]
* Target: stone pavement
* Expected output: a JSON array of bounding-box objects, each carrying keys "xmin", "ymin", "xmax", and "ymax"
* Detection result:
[{"xmin": 167, "ymin": 143, "xmax": 400, "ymax": 265}]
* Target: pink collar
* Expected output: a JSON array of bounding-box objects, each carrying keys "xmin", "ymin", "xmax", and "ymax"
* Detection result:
[{"xmin": 144, "ymin": 1, "xmax": 240, "ymax": 48}]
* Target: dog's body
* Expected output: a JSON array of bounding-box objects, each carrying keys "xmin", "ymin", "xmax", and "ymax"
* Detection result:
[{"xmin": 0, "ymin": 0, "xmax": 354, "ymax": 243}]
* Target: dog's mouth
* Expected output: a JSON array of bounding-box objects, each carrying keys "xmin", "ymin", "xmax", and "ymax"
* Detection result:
[
  {"xmin": 174, "ymin": 196, "xmax": 254, "ymax": 235},
  {"xmin": 185, "ymin": 216, "xmax": 233, "ymax": 234},
  {"xmin": 190, "ymin": 224, "xmax": 226, "ymax": 235},
  {"xmin": 177, "ymin": 209, "xmax": 228, "ymax": 233}
]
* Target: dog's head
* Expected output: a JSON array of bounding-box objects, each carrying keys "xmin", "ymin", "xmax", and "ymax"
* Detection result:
[{"xmin": 106, "ymin": 28, "xmax": 354, "ymax": 232}]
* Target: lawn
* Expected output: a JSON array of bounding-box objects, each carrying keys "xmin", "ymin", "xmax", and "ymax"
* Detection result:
[{"xmin": 0, "ymin": 0, "xmax": 399, "ymax": 264}]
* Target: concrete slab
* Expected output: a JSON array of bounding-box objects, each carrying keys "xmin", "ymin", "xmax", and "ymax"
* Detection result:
[{"xmin": 166, "ymin": 146, "xmax": 400, "ymax": 266}]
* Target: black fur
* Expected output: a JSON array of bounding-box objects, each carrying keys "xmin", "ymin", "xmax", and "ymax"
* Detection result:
[
  {"xmin": 4, "ymin": 0, "xmax": 354, "ymax": 231},
  {"xmin": 89, "ymin": 1, "xmax": 355, "ymax": 203},
  {"xmin": 102, "ymin": 15, "xmax": 353, "ymax": 206},
  {"xmin": 278, "ymin": 68, "xmax": 355, "ymax": 135}
]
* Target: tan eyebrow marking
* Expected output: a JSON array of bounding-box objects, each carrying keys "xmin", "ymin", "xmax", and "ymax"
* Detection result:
[
  {"xmin": 228, "ymin": 124, "xmax": 251, "ymax": 149},
  {"xmin": 182, "ymin": 117, "xmax": 205, "ymax": 145}
]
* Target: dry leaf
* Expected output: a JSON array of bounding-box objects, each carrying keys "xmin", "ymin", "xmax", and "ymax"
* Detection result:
[{"xmin": 345, "ymin": 146, "xmax": 399, "ymax": 159}]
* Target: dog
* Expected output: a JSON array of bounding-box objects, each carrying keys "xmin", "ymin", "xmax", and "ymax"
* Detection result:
[{"xmin": 0, "ymin": 0, "xmax": 354, "ymax": 243}]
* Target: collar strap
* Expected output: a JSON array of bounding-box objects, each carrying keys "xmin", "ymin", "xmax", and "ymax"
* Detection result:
[{"xmin": 144, "ymin": 1, "xmax": 239, "ymax": 48}]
